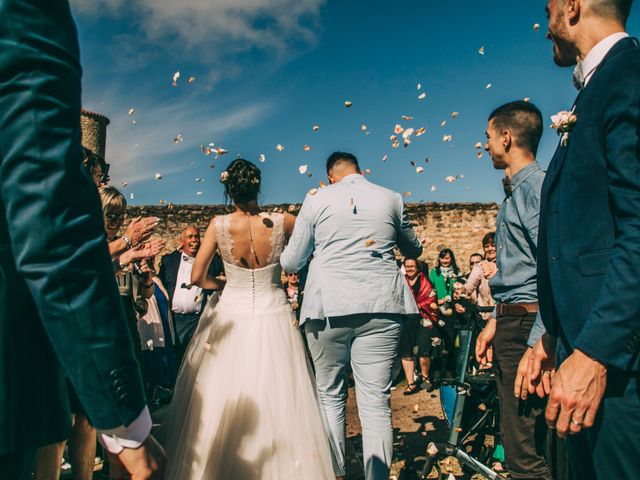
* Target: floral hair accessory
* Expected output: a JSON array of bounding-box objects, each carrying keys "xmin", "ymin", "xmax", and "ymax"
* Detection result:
[
  {"xmin": 219, "ymin": 171, "xmax": 229, "ymax": 183},
  {"xmin": 551, "ymin": 110, "xmax": 577, "ymax": 147}
]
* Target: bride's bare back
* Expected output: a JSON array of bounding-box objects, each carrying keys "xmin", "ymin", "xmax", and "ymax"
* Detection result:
[{"xmin": 191, "ymin": 210, "xmax": 296, "ymax": 287}]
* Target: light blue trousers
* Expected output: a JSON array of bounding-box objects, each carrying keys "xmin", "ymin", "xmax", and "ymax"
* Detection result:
[{"xmin": 305, "ymin": 315, "xmax": 403, "ymax": 480}]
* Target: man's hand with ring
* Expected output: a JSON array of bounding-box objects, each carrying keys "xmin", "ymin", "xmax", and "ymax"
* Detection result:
[
  {"xmin": 545, "ymin": 348, "xmax": 607, "ymax": 438},
  {"xmin": 124, "ymin": 217, "xmax": 158, "ymax": 246}
]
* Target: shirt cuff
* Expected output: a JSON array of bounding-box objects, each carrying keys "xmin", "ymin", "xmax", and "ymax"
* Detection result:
[
  {"xmin": 97, "ymin": 406, "xmax": 152, "ymax": 454},
  {"xmin": 527, "ymin": 312, "xmax": 546, "ymax": 348}
]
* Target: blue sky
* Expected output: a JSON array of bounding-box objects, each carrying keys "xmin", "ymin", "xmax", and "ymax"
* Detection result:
[{"xmin": 72, "ymin": 0, "xmax": 640, "ymax": 205}]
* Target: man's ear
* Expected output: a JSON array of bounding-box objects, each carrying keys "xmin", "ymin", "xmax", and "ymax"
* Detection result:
[
  {"xmin": 503, "ymin": 130, "xmax": 512, "ymax": 151},
  {"xmin": 567, "ymin": 0, "xmax": 580, "ymax": 24},
  {"xmin": 327, "ymin": 174, "xmax": 335, "ymax": 185}
]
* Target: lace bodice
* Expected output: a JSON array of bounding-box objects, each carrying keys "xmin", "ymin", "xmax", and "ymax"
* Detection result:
[{"xmin": 214, "ymin": 212, "xmax": 286, "ymax": 291}]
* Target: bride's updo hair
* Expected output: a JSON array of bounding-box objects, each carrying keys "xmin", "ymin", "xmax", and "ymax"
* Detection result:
[{"xmin": 220, "ymin": 158, "xmax": 261, "ymax": 204}]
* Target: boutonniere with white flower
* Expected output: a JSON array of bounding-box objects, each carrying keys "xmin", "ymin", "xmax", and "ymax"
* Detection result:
[{"xmin": 551, "ymin": 110, "xmax": 577, "ymax": 147}]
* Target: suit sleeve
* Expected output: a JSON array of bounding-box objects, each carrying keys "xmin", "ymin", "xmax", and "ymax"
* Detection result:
[
  {"xmin": 0, "ymin": 11, "xmax": 146, "ymax": 429},
  {"xmin": 395, "ymin": 194, "xmax": 423, "ymax": 259},
  {"xmin": 573, "ymin": 68, "xmax": 640, "ymax": 370},
  {"xmin": 280, "ymin": 194, "xmax": 316, "ymax": 273}
]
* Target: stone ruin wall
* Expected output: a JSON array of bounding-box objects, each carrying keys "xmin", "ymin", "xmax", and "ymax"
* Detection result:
[{"xmin": 127, "ymin": 203, "xmax": 499, "ymax": 274}]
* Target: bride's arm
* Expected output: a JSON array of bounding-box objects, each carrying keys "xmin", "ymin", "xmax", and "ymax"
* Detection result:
[
  {"xmin": 283, "ymin": 212, "xmax": 296, "ymax": 239},
  {"xmin": 191, "ymin": 218, "xmax": 225, "ymax": 290}
]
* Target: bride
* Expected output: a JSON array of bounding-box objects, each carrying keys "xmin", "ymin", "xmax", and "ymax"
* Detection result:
[{"xmin": 163, "ymin": 158, "xmax": 336, "ymax": 479}]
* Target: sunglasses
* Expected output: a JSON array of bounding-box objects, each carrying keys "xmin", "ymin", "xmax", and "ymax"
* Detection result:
[{"xmin": 105, "ymin": 212, "xmax": 126, "ymax": 225}]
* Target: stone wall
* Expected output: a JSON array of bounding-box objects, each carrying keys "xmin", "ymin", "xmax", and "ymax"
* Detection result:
[{"xmin": 127, "ymin": 203, "xmax": 499, "ymax": 272}]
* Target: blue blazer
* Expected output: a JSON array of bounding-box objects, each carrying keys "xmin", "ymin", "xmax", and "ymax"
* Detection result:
[
  {"xmin": 280, "ymin": 174, "xmax": 422, "ymax": 323},
  {"xmin": 538, "ymin": 37, "xmax": 640, "ymax": 371}
]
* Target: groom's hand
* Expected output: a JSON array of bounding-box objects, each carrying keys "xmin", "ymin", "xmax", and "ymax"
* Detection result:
[{"xmin": 117, "ymin": 434, "xmax": 166, "ymax": 479}]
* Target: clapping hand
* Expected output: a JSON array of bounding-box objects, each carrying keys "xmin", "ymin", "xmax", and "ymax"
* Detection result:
[
  {"xmin": 124, "ymin": 217, "xmax": 158, "ymax": 246},
  {"xmin": 120, "ymin": 239, "xmax": 165, "ymax": 266},
  {"xmin": 480, "ymin": 260, "xmax": 498, "ymax": 279}
]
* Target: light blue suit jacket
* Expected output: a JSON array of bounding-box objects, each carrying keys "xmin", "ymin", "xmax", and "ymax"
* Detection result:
[{"xmin": 281, "ymin": 174, "xmax": 423, "ymax": 323}]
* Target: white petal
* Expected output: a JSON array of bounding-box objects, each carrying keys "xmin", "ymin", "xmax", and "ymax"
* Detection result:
[
  {"xmin": 416, "ymin": 166, "xmax": 424, "ymax": 174},
  {"xmin": 344, "ymin": 101, "xmax": 353, "ymax": 108},
  {"xmin": 259, "ymin": 154, "xmax": 266, "ymax": 163},
  {"xmin": 155, "ymin": 173, "xmax": 163, "ymax": 180},
  {"xmin": 276, "ymin": 144, "xmax": 285, "ymax": 151},
  {"xmin": 418, "ymin": 92, "xmax": 426, "ymax": 100},
  {"xmin": 298, "ymin": 165, "xmax": 308, "ymax": 174},
  {"xmin": 127, "ymin": 108, "xmax": 135, "ymax": 116}
]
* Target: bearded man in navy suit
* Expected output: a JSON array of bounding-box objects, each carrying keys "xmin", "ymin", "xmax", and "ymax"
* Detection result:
[{"xmin": 524, "ymin": 1, "xmax": 640, "ymax": 478}]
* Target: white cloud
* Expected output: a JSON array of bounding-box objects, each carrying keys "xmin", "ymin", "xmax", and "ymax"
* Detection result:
[{"xmin": 71, "ymin": 0, "xmax": 325, "ymax": 68}]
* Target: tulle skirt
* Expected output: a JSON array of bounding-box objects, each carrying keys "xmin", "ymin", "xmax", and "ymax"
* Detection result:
[{"xmin": 162, "ymin": 287, "xmax": 335, "ymax": 479}]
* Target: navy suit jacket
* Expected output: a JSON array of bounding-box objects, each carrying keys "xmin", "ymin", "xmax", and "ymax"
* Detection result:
[
  {"xmin": 158, "ymin": 250, "xmax": 224, "ymax": 310},
  {"xmin": 0, "ymin": 0, "xmax": 145, "ymax": 453},
  {"xmin": 538, "ymin": 37, "xmax": 640, "ymax": 371}
]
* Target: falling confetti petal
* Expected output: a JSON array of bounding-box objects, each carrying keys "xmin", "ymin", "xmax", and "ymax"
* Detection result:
[
  {"xmin": 524, "ymin": 97, "xmax": 531, "ymax": 102},
  {"xmin": 416, "ymin": 166, "xmax": 424, "ymax": 174},
  {"xmin": 213, "ymin": 147, "xmax": 227, "ymax": 156},
  {"xmin": 172, "ymin": 71, "xmax": 180, "ymax": 86},
  {"xmin": 196, "ymin": 191, "xmax": 203, "ymax": 196},
  {"xmin": 418, "ymin": 92, "xmax": 426, "ymax": 100},
  {"xmin": 486, "ymin": 83, "xmax": 492, "ymax": 89},
  {"xmin": 477, "ymin": 151, "xmax": 484, "ymax": 159},
  {"xmin": 479, "ymin": 46, "xmax": 485, "ymax": 55},
  {"xmin": 394, "ymin": 125, "xmax": 404, "ymax": 135},
  {"xmin": 440, "ymin": 120, "xmax": 447, "ymax": 127},
  {"xmin": 129, "ymin": 193, "xmax": 135, "ymax": 200},
  {"xmin": 475, "ymin": 142, "xmax": 483, "ymax": 149},
  {"xmin": 401, "ymin": 115, "xmax": 413, "ymax": 121},
  {"xmin": 403, "ymin": 192, "xmax": 412, "ymax": 198},
  {"xmin": 127, "ymin": 108, "xmax": 135, "ymax": 116},
  {"xmin": 312, "ymin": 125, "xmax": 320, "ymax": 131},
  {"xmin": 382, "ymin": 155, "xmax": 388, "ymax": 162},
  {"xmin": 259, "ymin": 154, "xmax": 266, "ymax": 163},
  {"xmin": 417, "ymin": 83, "xmax": 422, "ymax": 90},
  {"xmin": 303, "ymin": 144, "xmax": 311, "ymax": 151},
  {"xmin": 188, "ymin": 75, "xmax": 196, "ymax": 83},
  {"xmin": 120, "ymin": 181, "xmax": 128, "ymax": 188},
  {"xmin": 298, "ymin": 165, "xmax": 308, "ymax": 175},
  {"xmin": 445, "ymin": 175, "xmax": 458, "ymax": 183},
  {"xmin": 319, "ymin": 181, "xmax": 327, "ymax": 188},
  {"xmin": 443, "ymin": 134, "xmax": 453, "ymax": 143},
  {"xmin": 276, "ymin": 144, "xmax": 285, "ymax": 151},
  {"xmin": 451, "ymin": 111, "xmax": 459, "ymax": 119},
  {"xmin": 364, "ymin": 239, "xmax": 376, "ymax": 247},
  {"xmin": 173, "ymin": 134, "xmax": 183, "ymax": 144},
  {"xmin": 415, "ymin": 127, "xmax": 426, "ymax": 137},
  {"xmin": 308, "ymin": 188, "xmax": 318, "ymax": 196},
  {"xmin": 392, "ymin": 140, "xmax": 400, "ymax": 149},
  {"xmin": 534, "ymin": 23, "xmax": 541, "ymax": 31},
  {"xmin": 155, "ymin": 173, "xmax": 163, "ymax": 180},
  {"xmin": 344, "ymin": 101, "xmax": 353, "ymax": 108},
  {"xmin": 131, "ymin": 120, "xmax": 137, "ymax": 125},
  {"xmin": 430, "ymin": 185, "xmax": 437, "ymax": 192}
]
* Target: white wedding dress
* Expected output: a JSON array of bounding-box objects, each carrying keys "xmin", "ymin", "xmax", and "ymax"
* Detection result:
[{"xmin": 163, "ymin": 213, "xmax": 335, "ymax": 479}]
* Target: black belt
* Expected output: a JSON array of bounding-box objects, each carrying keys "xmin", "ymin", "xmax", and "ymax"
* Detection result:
[{"xmin": 496, "ymin": 303, "xmax": 538, "ymax": 317}]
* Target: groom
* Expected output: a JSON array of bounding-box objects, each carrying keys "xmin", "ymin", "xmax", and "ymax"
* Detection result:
[{"xmin": 281, "ymin": 152, "xmax": 422, "ymax": 479}]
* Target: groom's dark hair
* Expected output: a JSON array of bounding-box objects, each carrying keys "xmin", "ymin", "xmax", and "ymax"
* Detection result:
[
  {"xmin": 589, "ymin": 0, "xmax": 633, "ymax": 24},
  {"xmin": 489, "ymin": 101, "xmax": 543, "ymax": 156},
  {"xmin": 326, "ymin": 151, "xmax": 360, "ymax": 174}
]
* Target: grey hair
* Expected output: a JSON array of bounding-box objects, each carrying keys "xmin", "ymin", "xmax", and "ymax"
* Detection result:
[{"xmin": 587, "ymin": 0, "xmax": 633, "ymax": 24}]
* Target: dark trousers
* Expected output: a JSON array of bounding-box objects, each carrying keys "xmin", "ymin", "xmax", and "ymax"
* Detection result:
[
  {"xmin": 494, "ymin": 312, "xmax": 551, "ymax": 480},
  {"xmin": 173, "ymin": 312, "xmax": 200, "ymax": 363},
  {"xmin": 0, "ymin": 450, "xmax": 34, "ymax": 479},
  {"xmin": 557, "ymin": 343, "xmax": 640, "ymax": 480}
]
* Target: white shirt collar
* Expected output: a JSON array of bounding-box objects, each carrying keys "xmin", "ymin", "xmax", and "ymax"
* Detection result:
[{"xmin": 576, "ymin": 32, "xmax": 628, "ymax": 88}]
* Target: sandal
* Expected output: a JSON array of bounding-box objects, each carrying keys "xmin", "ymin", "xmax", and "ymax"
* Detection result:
[{"xmin": 403, "ymin": 383, "xmax": 419, "ymax": 396}]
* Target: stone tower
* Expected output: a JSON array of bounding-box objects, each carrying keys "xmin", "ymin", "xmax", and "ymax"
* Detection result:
[{"xmin": 80, "ymin": 109, "xmax": 110, "ymax": 160}]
